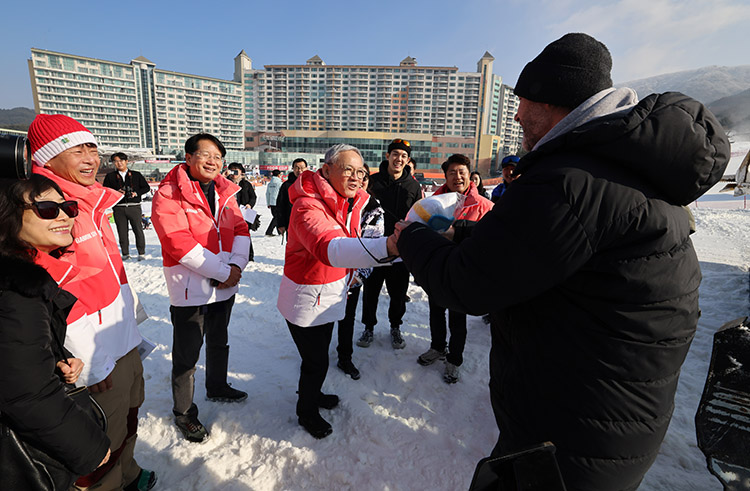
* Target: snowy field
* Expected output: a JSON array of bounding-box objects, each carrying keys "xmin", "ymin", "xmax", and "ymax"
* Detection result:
[{"xmin": 118, "ymin": 149, "xmax": 750, "ymax": 490}]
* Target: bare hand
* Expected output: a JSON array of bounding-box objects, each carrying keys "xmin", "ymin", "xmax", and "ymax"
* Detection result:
[
  {"xmin": 441, "ymin": 226, "xmax": 455, "ymax": 241},
  {"xmin": 217, "ymin": 264, "xmax": 242, "ymax": 289},
  {"xmin": 387, "ymin": 220, "xmax": 412, "ymax": 257},
  {"xmin": 98, "ymin": 449, "xmax": 111, "ymax": 468},
  {"xmin": 57, "ymin": 358, "xmax": 84, "ymax": 384},
  {"xmin": 277, "ymin": 226, "xmax": 286, "ymax": 235},
  {"xmin": 89, "ymin": 374, "xmax": 113, "ymax": 393}
]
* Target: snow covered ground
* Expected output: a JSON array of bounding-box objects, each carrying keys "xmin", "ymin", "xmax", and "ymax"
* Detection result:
[{"xmin": 119, "ymin": 156, "xmax": 749, "ymax": 490}]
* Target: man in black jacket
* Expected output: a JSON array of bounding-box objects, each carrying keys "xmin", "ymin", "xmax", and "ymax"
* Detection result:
[
  {"xmin": 277, "ymin": 158, "xmax": 307, "ymax": 236},
  {"xmin": 390, "ymin": 33, "xmax": 730, "ymax": 490},
  {"xmin": 103, "ymin": 153, "xmax": 151, "ymax": 260},
  {"xmin": 227, "ymin": 162, "xmax": 257, "ymax": 261},
  {"xmin": 358, "ymin": 139, "xmax": 422, "ymax": 350}
]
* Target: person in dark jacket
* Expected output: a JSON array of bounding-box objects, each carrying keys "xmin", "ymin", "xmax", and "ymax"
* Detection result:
[
  {"xmin": 390, "ymin": 33, "xmax": 730, "ymax": 491},
  {"xmin": 490, "ymin": 155, "xmax": 519, "ymax": 203},
  {"xmin": 227, "ymin": 162, "xmax": 257, "ymax": 261},
  {"xmin": 277, "ymin": 158, "xmax": 307, "ymax": 236},
  {"xmin": 358, "ymin": 139, "xmax": 422, "ymax": 350},
  {"xmin": 103, "ymin": 153, "xmax": 151, "ymax": 260},
  {"xmin": 0, "ymin": 175, "xmax": 111, "ymax": 488}
]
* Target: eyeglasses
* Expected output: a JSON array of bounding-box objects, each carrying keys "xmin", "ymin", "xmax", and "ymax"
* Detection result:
[
  {"xmin": 25, "ymin": 200, "xmax": 79, "ymax": 219},
  {"xmin": 339, "ymin": 165, "xmax": 368, "ymax": 180},
  {"xmin": 191, "ymin": 151, "xmax": 226, "ymax": 164},
  {"xmin": 391, "ymin": 138, "xmax": 410, "ymax": 147}
]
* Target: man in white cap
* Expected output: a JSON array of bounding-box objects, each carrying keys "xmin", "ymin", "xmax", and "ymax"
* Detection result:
[
  {"xmin": 29, "ymin": 114, "xmax": 155, "ymax": 491},
  {"xmin": 391, "ymin": 33, "xmax": 730, "ymax": 490}
]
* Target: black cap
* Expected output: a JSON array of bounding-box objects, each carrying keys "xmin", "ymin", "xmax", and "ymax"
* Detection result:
[{"xmin": 514, "ymin": 33, "xmax": 613, "ymax": 109}]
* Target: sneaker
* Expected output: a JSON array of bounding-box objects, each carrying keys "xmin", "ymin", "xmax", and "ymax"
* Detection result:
[
  {"xmin": 417, "ymin": 348, "xmax": 447, "ymax": 366},
  {"xmin": 175, "ymin": 416, "xmax": 209, "ymax": 443},
  {"xmin": 298, "ymin": 413, "xmax": 333, "ymax": 439},
  {"xmin": 390, "ymin": 328, "xmax": 406, "ymax": 349},
  {"xmin": 137, "ymin": 254, "xmax": 145, "ymax": 261},
  {"xmin": 318, "ymin": 393, "xmax": 339, "ymax": 410},
  {"xmin": 124, "ymin": 469, "xmax": 157, "ymax": 491},
  {"xmin": 443, "ymin": 362, "xmax": 460, "ymax": 384},
  {"xmin": 356, "ymin": 329, "xmax": 374, "ymax": 348},
  {"xmin": 122, "ymin": 254, "xmax": 131, "ymax": 261},
  {"xmin": 337, "ymin": 360, "xmax": 361, "ymax": 380},
  {"xmin": 206, "ymin": 384, "xmax": 248, "ymax": 403}
]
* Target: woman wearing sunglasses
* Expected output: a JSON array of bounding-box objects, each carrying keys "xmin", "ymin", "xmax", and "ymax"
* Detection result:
[{"xmin": 0, "ymin": 175, "xmax": 110, "ymax": 489}]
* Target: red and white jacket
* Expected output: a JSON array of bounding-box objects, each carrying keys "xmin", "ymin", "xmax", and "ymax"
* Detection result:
[
  {"xmin": 32, "ymin": 166, "xmax": 142, "ymax": 386},
  {"xmin": 433, "ymin": 181, "xmax": 494, "ymax": 221},
  {"xmin": 277, "ymin": 169, "xmax": 391, "ymax": 327},
  {"xmin": 152, "ymin": 163, "xmax": 250, "ymax": 307}
]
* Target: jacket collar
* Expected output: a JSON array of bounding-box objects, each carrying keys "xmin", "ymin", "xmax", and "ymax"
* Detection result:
[{"xmin": 34, "ymin": 166, "xmax": 122, "ymax": 211}]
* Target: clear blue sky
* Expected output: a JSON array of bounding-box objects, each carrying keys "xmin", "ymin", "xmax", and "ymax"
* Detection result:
[{"xmin": 1, "ymin": 0, "xmax": 747, "ymax": 109}]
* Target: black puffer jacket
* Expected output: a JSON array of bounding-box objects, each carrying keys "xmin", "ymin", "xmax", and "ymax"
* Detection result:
[
  {"xmin": 398, "ymin": 93, "xmax": 730, "ymax": 491},
  {"xmin": 368, "ymin": 161, "xmax": 422, "ymax": 235},
  {"xmin": 0, "ymin": 255, "xmax": 110, "ymax": 477},
  {"xmin": 276, "ymin": 173, "xmax": 296, "ymax": 230}
]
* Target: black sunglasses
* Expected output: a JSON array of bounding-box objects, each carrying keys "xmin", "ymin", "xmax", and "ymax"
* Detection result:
[{"xmin": 25, "ymin": 200, "xmax": 80, "ymax": 219}]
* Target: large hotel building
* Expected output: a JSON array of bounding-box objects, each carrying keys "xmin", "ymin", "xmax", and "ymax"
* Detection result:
[{"xmin": 28, "ymin": 48, "xmax": 522, "ymax": 176}]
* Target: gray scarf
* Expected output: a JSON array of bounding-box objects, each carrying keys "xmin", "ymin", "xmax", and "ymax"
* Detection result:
[{"xmin": 533, "ymin": 87, "xmax": 640, "ymax": 151}]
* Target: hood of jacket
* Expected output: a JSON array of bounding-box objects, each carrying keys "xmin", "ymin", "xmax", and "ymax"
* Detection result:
[
  {"xmin": 159, "ymin": 163, "xmax": 240, "ymax": 217},
  {"xmin": 522, "ymin": 91, "xmax": 730, "ymax": 205},
  {"xmin": 289, "ymin": 169, "xmax": 369, "ymax": 227}
]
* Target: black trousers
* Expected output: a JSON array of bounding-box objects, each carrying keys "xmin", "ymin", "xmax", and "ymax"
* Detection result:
[
  {"xmin": 336, "ymin": 286, "xmax": 361, "ymax": 362},
  {"xmin": 428, "ymin": 297, "xmax": 467, "ymax": 366},
  {"xmin": 287, "ymin": 320, "xmax": 334, "ymax": 418},
  {"xmin": 265, "ymin": 206, "xmax": 278, "ymax": 235},
  {"xmin": 113, "ymin": 204, "xmax": 145, "ymax": 255},
  {"xmin": 361, "ymin": 262, "xmax": 409, "ymax": 329},
  {"xmin": 170, "ymin": 296, "xmax": 235, "ymax": 418}
]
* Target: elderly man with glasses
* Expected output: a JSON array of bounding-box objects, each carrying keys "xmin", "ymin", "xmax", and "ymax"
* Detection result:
[
  {"xmin": 277, "ymin": 143, "xmax": 397, "ymax": 439},
  {"xmin": 152, "ymin": 133, "xmax": 251, "ymax": 444}
]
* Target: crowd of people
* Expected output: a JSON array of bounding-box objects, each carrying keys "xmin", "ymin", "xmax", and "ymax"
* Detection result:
[{"xmin": 0, "ymin": 32, "xmax": 731, "ymax": 491}]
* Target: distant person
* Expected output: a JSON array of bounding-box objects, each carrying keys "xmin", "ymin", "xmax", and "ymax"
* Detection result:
[
  {"xmin": 103, "ymin": 153, "xmax": 151, "ymax": 260},
  {"xmin": 416, "ymin": 154, "xmax": 493, "ymax": 384},
  {"xmin": 390, "ymin": 33, "xmax": 730, "ymax": 490},
  {"xmin": 152, "ymin": 133, "xmax": 251, "ymax": 444},
  {"xmin": 265, "ymin": 169, "xmax": 282, "ymax": 236},
  {"xmin": 470, "ymin": 171, "xmax": 489, "ymax": 199},
  {"xmin": 28, "ymin": 114, "xmax": 155, "ymax": 491},
  {"xmin": 226, "ymin": 162, "xmax": 257, "ymax": 261},
  {"xmin": 358, "ymin": 138, "xmax": 421, "ymax": 349},
  {"xmin": 276, "ymin": 158, "xmax": 307, "ymax": 236},
  {"xmin": 0, "ymin": 175, "xmax": 111, "ymax": 489},
  {"xmin": 336, "ymin": 163, "xmax": 384, "ymax": 380},
  {"xmin": 277, "ymin": 144, "xmax": 395, "ymax": 439},
  {"xmin": 490, "ymin": 155, "xmax": 519, "ymax": 203}
]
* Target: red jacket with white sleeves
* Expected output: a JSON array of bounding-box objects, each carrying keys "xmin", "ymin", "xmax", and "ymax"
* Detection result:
[
  {"xmin": 152, "ymin": 163, "xmax": 250, "ymax": 307},
  {"xmin": 277, "ymin": 169, "xmax": 391, "ymax": 327},
  {"xmin": 32, "ymin": 166, "xmax": 141, "ymax": 386}
]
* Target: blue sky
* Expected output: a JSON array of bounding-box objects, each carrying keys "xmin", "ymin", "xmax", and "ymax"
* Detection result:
[{"xmin": 1, "ymin": 0, "xmax": 747, "ymax": 109}]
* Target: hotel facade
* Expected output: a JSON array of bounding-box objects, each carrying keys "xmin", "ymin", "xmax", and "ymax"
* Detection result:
[{"xmin": 29, "ymin": 48, "xmax": 521, "ymax": 175}]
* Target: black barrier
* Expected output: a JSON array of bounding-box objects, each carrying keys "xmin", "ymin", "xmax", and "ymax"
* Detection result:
[{"xmin": 696, "ymin": 316, "xmax": 750, "ymax": 490}]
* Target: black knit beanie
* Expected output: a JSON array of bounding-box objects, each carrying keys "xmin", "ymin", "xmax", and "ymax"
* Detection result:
[
  {"xmin": 514, "ymin": 33, "xmax": 613, "ymax": 108},
  {"xmin": 387, "ymin": 139, "xmax": 412, "ymax": 156}
]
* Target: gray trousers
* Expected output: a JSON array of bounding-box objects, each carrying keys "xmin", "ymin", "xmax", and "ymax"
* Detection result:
[
  {"xmin": 113, "ymin": 204, "xmax": 145, "ymax": 256},
  {"xmin": 170, "ymin": 296, "xmax": 235, "ymax": 418}
]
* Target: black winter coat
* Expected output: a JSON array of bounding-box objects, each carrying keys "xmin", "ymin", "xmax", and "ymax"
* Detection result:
[
  {"xmin": 276, "ymin": 173, "xmax": 297, "ymax": 230},
  {"xmin": 102, "ymin": 169, "xmax": 151, "ymax": 204},
  {"xmin": 368, "ymin": 161, "xmax": 422, "ymax": 235},
  {"xmin": 0, "ymin": 255, "xmax": 110, "ymax": 477},
  {"xmin": 398, "ymin": 93, "xmax": 730, "ymax": 491},
  {"xmin": 235, "ymin": 179, "xmax": 258, "ymax": 209}
]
